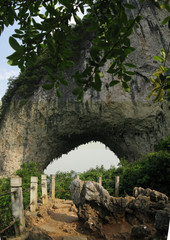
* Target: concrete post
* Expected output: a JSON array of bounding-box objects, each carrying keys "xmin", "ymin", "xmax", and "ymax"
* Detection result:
[
  {"xmin": 115, "ymin": 176, "xmax": 120, "ymax": 197},
  {"xmin": 10, "ymin": 176, "xmax": 25, "ymax": 235},
  {"xmin": 41, "ymin": 174, "xmax": 48, "ymax": 204},
  {"xmin": 50, "ymin": 174, "xmax": 55, "ymax": 199},
  {"xmin": 30, "ymin": 176, "xmax": 38, "ymax": 212},
  {"xmin": 76, "ymin": 175, "xmax": 79, "ymax": 180},
  {"xmin": 98, "ymin": 176, "xmax": 102, "ymax": 186}
]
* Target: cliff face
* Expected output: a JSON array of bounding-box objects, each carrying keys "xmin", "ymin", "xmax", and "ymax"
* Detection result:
[{"xmin": 0, "ymin": 1, "xmax": 170, "ymax": 177}]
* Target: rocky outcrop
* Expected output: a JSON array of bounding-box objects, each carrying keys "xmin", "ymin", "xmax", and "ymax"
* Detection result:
[
  {"xmin": 70, "ymin": 179, "xmax": 170, "ymax": 239},
  {"xmin": 0, "ymin": 0, "xmax": 170, "ymax": 176}
]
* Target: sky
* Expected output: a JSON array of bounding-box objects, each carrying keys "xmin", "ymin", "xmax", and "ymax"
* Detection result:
[
  {"xmin": 0, "ymin": 10, "xmax": 120, "ymax": 175},
  {"xmin": 0, "ymin": 24, "xmax": 20, "ymax": 99}
]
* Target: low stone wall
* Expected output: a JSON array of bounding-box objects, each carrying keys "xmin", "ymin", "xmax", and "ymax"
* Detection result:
[{"xmin": 70, "ymin": 179, "xmax": 170, "ymax": 240}]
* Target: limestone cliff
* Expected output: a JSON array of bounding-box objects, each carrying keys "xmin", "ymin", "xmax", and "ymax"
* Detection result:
[{"xmin": 0, "ymin": 0, "xmax": 170, "ymax": 177}]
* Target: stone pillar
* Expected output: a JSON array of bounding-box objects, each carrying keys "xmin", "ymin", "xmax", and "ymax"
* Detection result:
[
  {"xmin": 50, "ymin": 174, "xmax": 55, "ymax": 199},
  {"xmin": 76, "ymin": 175, "xmax": 80, "ymax": 180},
  {"xmin": 41, "ymin": 174, "xmax": 48, "ymax": 204},
  {"xmin": 115, "ymin": 176, "xmax": 120, "ymax": 197},
  {"xmin": 98, "ymin": 176, "xmax": 102, "ymax": 186},
  {"xmin": 10, "ymin": 176, "xmax": 25, "ymax": 235},
  {"xmin": 30, "ymin": 176, "xmax": 38, "ymax": 212}
]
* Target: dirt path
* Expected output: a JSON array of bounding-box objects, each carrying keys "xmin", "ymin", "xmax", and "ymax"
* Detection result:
[{"xmin": 25, "ymin": 199, "xmax": 104, "ymax": 240}]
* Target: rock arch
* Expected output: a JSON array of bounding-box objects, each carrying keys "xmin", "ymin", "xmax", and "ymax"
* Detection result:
[{"xmin": 0, "ymin": 1, "xmax": 170, "ymax": 177}]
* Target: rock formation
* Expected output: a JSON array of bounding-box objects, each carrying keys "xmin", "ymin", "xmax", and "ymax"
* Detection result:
[
  {"xmin": 0, "ymin": 0, "xmax": 170, "ymax": 176},
  {"xmin": 70, "ymin": 179, "xmax": 170, "ymax": 239}
]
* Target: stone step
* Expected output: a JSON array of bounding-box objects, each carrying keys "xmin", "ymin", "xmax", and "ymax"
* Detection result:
[{"xmin": 62, "ymin": 237, "xmax": 87, "ymax": 240}]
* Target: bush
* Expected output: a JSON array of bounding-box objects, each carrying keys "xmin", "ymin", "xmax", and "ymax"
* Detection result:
[
  {"xmin": 118, "ymin": 135, "xmax": 170, "ymax": 197},
  {"xmin": 16, "ymin": 162, "xmax": 43, "ymax": 208},
  {"xmin": 55, "ymin": 170, "xmax": 76, "ymax": 199},
  {"xmin": 0, "ymin": 162, "xmax": 43, "ymax": 237},
  {"xmin": 0, "ymin": 178, "xmax": 14, "ymax": 235}
]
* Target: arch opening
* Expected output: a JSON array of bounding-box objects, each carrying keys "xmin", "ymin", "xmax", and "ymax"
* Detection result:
[{"xmin": 44, "ymin": 141, "xmax": 120, "ymax": 175}]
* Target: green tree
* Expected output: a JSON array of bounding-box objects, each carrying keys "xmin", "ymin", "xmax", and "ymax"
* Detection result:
[
  {"xmin": 0, "ymin": 0, "xmax": 169, "ymax": 100},
  {"xmin": 16, "ymin": 161, "xmax": 43, "ymax": 207},
  {"xmin": 117, "ymin": 135, "xmax": 170, "ymax": 197},
  {"xmin": 55, "ymin": 170, "xmax": 76, "ymax": 199}
]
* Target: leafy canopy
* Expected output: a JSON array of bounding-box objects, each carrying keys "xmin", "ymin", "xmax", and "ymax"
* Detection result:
[{"xmin": 0, "ymin": 0, "xmax": 170, "ymax": 100}]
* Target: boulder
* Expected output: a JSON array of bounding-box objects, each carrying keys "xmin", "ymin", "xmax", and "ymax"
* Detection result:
[
  {"xmin": 25, "ymin": 227, "xmax": 53, "ymax": 240},
  {"xmin": 70, "ymin": 179, "xmax": 170, "ymax": 239},
  {"xmin": 133, "ymin": 187, "xmax": 169, "ymax": 203},
  {"xmin": 131, "ymin": 225, "xmax": 151, "ymax": 239},
  {"xmin": 155, "ymin": 210, "xmax": 170, "ymax": 235}
]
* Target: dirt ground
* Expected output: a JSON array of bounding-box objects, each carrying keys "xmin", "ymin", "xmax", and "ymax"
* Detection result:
[{"xmin": 25, "ymin": 198, "xmax": 105, "ymax": 240}]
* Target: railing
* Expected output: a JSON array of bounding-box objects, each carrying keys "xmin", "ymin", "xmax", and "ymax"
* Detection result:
[
  {"xmin": 0, "ymin": 174, "xmax": 49, "ymax": 238},
  {"xmin": 0, "ymin": 173, "xmax": 120, "ymax": 238}
]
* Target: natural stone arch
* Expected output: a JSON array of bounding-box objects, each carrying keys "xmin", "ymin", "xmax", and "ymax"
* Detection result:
[{"xmin": 0, "ymin": 1, "xmax": 170, "ymax": 177}]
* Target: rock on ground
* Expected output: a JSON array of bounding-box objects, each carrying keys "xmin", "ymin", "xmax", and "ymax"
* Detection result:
[{"xmin": 70, "ymin": 180, "xmax": 170, "ymax": 239}]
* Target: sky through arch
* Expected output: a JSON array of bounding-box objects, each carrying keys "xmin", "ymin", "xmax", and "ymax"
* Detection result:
[{"xmin": 44, "ymin": 141, "xmax": 120, "ymax": 175}]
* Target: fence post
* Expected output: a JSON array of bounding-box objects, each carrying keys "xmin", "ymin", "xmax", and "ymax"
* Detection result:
[
  {"xmin": 41, "ymin": 174, "xmax": 48, "ymax": 204},
  {"xmin": 115, "ymin": 176, "xmax": 120, "ymax": 197},
  {"xmin": 50, "ymin": 174, "xmax": 55, "ymax": 199},
  {"xmin": 30, "ymin": 176, "xmax": 38, "ymax": 212},
  {"xmin": 98, "ymin": 176, "xmax": 102, "ymax": 186},
  {"xmin": 10, "ymin": 176, "xmax": 25, "ymax": 235},
  {"xmin": 76, "ymin": 175, "xmax": 80, "ymax": 180}
]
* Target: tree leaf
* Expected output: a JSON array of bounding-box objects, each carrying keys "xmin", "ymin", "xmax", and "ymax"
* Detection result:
[
  {"xmin": 73, "ymin": 15, "xmax": 82, "ymax": 25},
  {"xmin": 122, "ymin": 81, "xmax": 130, "ymax": 92},
  {"xmin": 42, "ymin": 83, "xmax": 54, "ymax": 90},
  {"xmin": 124, "ymin": 3, "xmax": 136, "ymax": 9},
  {"xmin": 56, "ymin": 89, "xmax": 61, "ymax": 98},
  {"xmin": 153, "ymin": 56, "xmax": 164, "ymax": 63},
  {"xmin": 72, "ymin": 87, "xmax": 83, "ymax": 96},
  {"xmin": 109, "ymin": 80, "xmax": 120, "ymax": 87},
  {"xmin": 125, "ymin": 63, "xmax": 136, "ymax": 68},
  {"xmin": 9, "ymin": 37, "xmax": 21, "ymax": 51},
  {"xmin": 162, "ymin": 16, "xmax": 170, "ymax": 25}
]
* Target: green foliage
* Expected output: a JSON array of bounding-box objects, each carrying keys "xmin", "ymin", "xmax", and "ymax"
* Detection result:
[
  {"xmin": 0, "ymin": 178, "xmax": 14, "ymax": 236},
  {"xmin": 1, "ymin": 0, "xmax": 169, "ymax": 101},
  {"xmin": 0, "ymin": 56, "xmax": 46, "ymax": 124},
  {"xmin": 55, "ymin": 170, "xmax": 76, "ymax": 199},
  {"xmin": 147, "ymin": 48, "xmax": 170, "ymax": 102},
  {"xmin": 154, "ymin": 134, "xmax": 170, "ymax": 151},
  {"xmin": 53, "ymin": 135, "xmax": 170, "ymax": 199},
  {"xmin": 117, "ymin": 135, "xmax": 170, "ymax": 197},
  {"xmin": 16, "ymin": 162, "xmax": 43, "ymax": 207},
  {"xmin": 118, "ymin": 150, "xmax": 170, "ymax": 197},
  {"xmin": 0, "ymin": 161, "xmax": 43, "ymax": 236}
]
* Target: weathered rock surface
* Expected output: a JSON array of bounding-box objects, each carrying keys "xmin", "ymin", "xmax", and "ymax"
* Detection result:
[
  {"xmin": 0, "ymin": 1, "xmax": 170, "ymax": 176},
  {"xmin": 25, "ymin": 227, "xmax": 53, "ymax": 240},
  {"xmin": 70, "ymin": 180, "xmax": 170, "ymax": 239}
]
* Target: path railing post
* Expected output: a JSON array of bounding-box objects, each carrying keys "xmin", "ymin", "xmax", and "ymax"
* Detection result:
[
  {"xmin": 30, "ymin": 176, "xmax": 38, "ymax": 212},
  {"xmin": 41, "ymin": 174, "xmax": 48, "ymax": 204},
  {"xmin": 98, "ymin": 176, "xmax": 102, "ymax": 186},
  {"xmin": 76, "ymin": 175, "xmax": 80, "ymax": 180},
  {"xmin": 10, "ymin": 176, "xmax": 25, "ymax": 235},
  {"xmin": 115, "ymin": 176, "xmax": 120, "ymax": 197},
  {"xmin": 50, "ymin": 174, "xmax": 55, "ymax": 199}
]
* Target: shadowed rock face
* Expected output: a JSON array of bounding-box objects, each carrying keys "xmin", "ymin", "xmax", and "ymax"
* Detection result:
[
  {"xmin": 70, "ymin": 180, "xmax": 170, "ymax": 239},
  {"xmin": 0, "ymin": 1, "xmax": 170, "ymax": 177}
]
